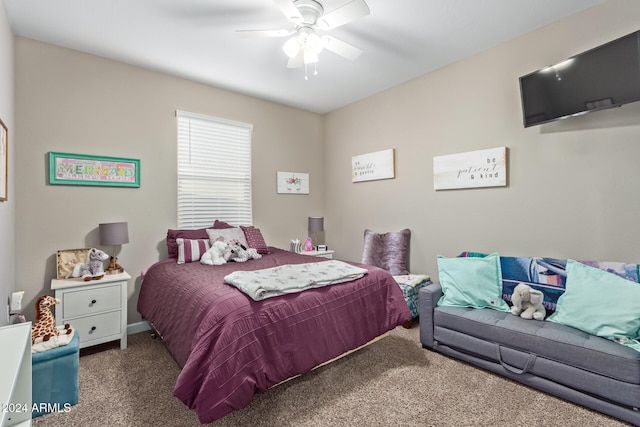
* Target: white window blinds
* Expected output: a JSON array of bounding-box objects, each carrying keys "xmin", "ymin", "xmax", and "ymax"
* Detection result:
[{"xmin": 177, "ymin": 110, "xmax": 253, "ymax": 229}]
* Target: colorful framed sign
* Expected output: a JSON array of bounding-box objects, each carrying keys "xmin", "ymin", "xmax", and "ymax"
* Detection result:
[{"xmin": 49, "ymin": 152, "xmax": 140, "ymax": 187}]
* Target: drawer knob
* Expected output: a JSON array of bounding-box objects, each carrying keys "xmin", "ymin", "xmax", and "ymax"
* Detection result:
[
  {"xmin": 91, "ymin": 326, "xmax": 97, "ymax": 331},
  {"xmin": 91, "ymin": 299, "xmax": 97, "ymax": 304}
]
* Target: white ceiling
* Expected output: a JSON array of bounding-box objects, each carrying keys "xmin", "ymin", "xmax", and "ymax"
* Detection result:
[{"xmin": 3, "ymin": 0, "xmax": 604, "ymax": 114}]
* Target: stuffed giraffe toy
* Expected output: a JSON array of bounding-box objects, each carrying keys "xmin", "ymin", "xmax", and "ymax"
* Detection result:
[{"xmin": 32, "ymin": 295, "xmax": 71, "ymax": 345}]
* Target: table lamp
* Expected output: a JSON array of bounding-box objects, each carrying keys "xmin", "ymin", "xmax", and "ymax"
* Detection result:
[
  {"xmin": 308, "ymin": 216, "xmax": 324, "ymax": 249},
  {"xmin": 99, "ymin": 222, "xmax": 129, "ymax": 274}
]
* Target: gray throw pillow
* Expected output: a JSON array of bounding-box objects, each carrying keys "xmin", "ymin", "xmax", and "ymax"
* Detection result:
[{"xmin": 361, "ymin": 229, "xmax": 410, "ymax": 275}]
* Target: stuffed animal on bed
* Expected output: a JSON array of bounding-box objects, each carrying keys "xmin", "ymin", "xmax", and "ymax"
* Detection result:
[
  {"xmin": 200, "ymin": 240, "xmax": 228, "ymax": 265},
  {"xmin": 225, "ymin": 239, "xmax": 262, "ymax": 263},
  {"xmin": 510, "ymin": 283, "xmax": 546, "ymax": 320},
  {"xmin": 71, "ymin": 248, "xmax": 109, "ymax": 281}
]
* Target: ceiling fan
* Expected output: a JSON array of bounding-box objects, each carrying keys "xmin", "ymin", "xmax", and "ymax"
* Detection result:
[{"xmin": 237, "ymin": 0, "xmax": 370, "ymax": 78}]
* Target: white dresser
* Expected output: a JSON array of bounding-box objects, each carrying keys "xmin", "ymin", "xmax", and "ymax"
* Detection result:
[
  {"xmin": 51, "ymin": 271, "xmax": 131, "ymax": 350},
  {"xmin": 0, "ymin": 322, "xmax": 32, "ymax": 427}
]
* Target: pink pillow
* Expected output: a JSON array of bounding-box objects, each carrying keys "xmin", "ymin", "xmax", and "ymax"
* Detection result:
[
  {"xmin": 176, "ymin": 238, "xmax": 210, "ymax": 264},
  {"xmin": 240, "ymin": 226, "xmax": 269, "ymax": 254},
  {"xmin": 213, "ymin": 220, "xmax": 235, "ymax": 229}
]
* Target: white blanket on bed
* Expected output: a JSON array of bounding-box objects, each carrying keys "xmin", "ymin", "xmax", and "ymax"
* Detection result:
[{"xmin": 224, "ymin": 260, "xmax": 368, "ymax": 301}]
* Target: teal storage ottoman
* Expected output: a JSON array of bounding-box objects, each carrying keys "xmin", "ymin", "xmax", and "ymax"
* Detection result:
[{"xmin": 32, "ymin": 332, "xmax": 79, "ymax": 417}]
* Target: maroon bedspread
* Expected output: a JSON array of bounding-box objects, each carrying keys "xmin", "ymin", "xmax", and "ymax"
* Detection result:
[{"xmin": 137, "ymin": 247, "xmax": 410, "ymax": 423}]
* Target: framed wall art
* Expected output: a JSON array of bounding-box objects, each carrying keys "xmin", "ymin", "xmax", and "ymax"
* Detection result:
[
  {"xmin": 0, "ymin": 118, "xmax": 7, "ymax": 201},
  {"xmin": 433, "ymin": 146, "xmax": 507, "ymax": 190},
  {"xmin": 351, "ymin": 148, "xmax": 395, "ymax": 183},
  {"xmin": 56, "ymin": 248, "xmax": 90, "ymax": 279},
  {"xmin": 49, "ymin": 152, "xmax": 140, "ymax": 187},
  {"xmin": 277, "ymin": 171, "xmax": 310, "ymax": 194}
]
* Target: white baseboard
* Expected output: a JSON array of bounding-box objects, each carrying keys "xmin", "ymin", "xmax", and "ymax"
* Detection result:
[{"xmin": 127, "ymin": 321, "xmax": 152, "ymax": 335}]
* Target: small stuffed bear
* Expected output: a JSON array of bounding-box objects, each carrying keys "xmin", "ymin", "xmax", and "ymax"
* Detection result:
[
  {"xmin": 511, "ymin": 283, "xmax": 546, "ymax": 320},
  {"xmin": 200, "ymin": 240, "xmax": 228, "ymax": 265},
  {"xmin": 108, "ymin": 256, "xmax": 122, "ymax": 271},
  {"xmin": 72, "ymin": 248, "xmax": 109, "ymax": 281},
  {"xmin": 225, "ymin": 239, "xmax": 262, "ymax": 263}
]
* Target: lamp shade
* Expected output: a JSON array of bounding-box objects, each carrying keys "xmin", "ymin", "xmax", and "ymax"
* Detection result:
[
  {"xmin": 308, "ymin": 216, "xmax": 324, "ymax": 233},
  {"xmin": 99, "ymin": 222, "xmax": 129, "ymax": 246},
  {"xmin": 308, "ymin": 216, "xmax": 324, "ymax": 247}
]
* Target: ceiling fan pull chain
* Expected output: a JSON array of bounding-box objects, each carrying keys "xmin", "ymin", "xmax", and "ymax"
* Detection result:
[
  {"xmin": 305, "ymin": 63, "xmax": 309, "ymax": 80},
  {"xmin": 314, "ymin": 62, "xmax": 318, "ymax": 76}
]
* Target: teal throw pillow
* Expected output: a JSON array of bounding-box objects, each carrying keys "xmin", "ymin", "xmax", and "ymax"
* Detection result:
[
  {"xmin": 548, "ymin": 259, "xmax": 640, "ymax": 350},
  {"xmin": 437, "ymin": 253, "xmax": 510, "ymax": 312}
]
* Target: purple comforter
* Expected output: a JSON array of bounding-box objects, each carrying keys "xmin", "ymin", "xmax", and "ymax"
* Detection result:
[{"xmin": 137, "ymin": 248, "xmax": 410, "ymax": 423}]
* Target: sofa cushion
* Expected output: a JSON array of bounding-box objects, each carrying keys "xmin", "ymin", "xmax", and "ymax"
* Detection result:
[
  {"xmin": 434, "ymin": 306, "xmax": 640, "ymax": 385},
  {"xmin": 548, "ymin": 260, "xmax": 640, "ymax": 351},
  {"xmin": 459, "ymin": 252, "xmax": 640, "ymax": 313},
  {"xmin": 437, "ymin": 253, "xmax": 510, "ymax": 312}
]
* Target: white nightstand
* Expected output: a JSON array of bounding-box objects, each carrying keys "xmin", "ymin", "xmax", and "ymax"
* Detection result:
[
  {"xmin": 51, "ymin": 271, "xmax": 131, "ymax": 350},
  {"xmin": 301, "ymin": 249, "xmax": 335, "ymax": 259}
]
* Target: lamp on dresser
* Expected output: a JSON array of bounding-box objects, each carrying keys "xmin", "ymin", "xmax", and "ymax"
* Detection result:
[{"xmin": 99, "ymin": 221, "xmax": 129, "ymax": 274}]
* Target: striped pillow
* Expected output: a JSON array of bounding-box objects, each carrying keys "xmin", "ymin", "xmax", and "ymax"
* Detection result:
[{"xmin": 176, "ymin": 238, "xmax": 210, "ymax": 264}]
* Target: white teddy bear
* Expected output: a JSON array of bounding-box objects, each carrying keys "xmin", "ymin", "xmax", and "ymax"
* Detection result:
[
  {"xmin": 200, "ymin": 240, "xmax": 228, "ymax": 266},
  {"xmin": 510, "ymin": 283, "xmax": 546, "ymax": 320}
]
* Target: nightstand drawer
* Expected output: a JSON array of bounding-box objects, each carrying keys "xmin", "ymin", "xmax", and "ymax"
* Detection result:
[
  {"xmin": 62, "ymin": 284, "xmax": 122, "ymax": 318},
  {"xmin": 71, "ymin": 311, "xmax": 122, "ymax": 342}
]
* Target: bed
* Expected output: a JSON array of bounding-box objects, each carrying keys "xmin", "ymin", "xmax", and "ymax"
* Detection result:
[{"xmin": 137, "ymin": 243, "xmax": 411, "ymax": 423}]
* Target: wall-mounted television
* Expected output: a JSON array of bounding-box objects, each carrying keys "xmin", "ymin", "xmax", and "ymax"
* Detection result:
[{"xmin": 519, "ymin": 30, "xmax": 640, "ymax": 127}]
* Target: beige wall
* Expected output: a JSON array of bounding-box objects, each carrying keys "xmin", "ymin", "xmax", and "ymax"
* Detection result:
[
  {"xmin": 0, "ymin": 2, "xmax": 15, "ymax": 327},
  {"xmin": 324, "ymin": 0, "xmax": 640, "ymax": 276},
  {"xmin": 15, "ymin": 39, "xmax": 324, "ymax": 324}
]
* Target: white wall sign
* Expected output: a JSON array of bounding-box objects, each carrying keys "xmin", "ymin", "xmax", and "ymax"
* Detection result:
[
  {"xmin": 277, "ymin": 171, "xmax": 309, "ymax": 194},
  {"xmin": 433, "ymin": 147, "xmax": 507, "ymax": 190},
  {"xmin": 351, "ymin": 149, "xmax": 395, "ymax": 183}
]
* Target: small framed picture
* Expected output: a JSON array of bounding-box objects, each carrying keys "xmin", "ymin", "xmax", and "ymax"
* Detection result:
[
  {"xmin": 56, "ymin": 248, "xmax": 90, "ymax": 279},
  {"xmin": 317, "ymin": 245, "xmax": 328, "ymax": 251}
]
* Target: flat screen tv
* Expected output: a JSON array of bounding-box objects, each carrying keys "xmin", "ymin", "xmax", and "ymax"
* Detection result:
[{"xmin": 519, "ymin": 30, "xmax": 640, "ymax": 127}]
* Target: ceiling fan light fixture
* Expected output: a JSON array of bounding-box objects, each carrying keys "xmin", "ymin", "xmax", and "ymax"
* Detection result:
[
  {"xmin": 303, "ymin": 49, "xmax": 319, "ymax": 64},
  {"xmin": 243, "ymin": 0, "xmax": 370, "ymax": 78},
  {"xmin": 304, "ymin": 32, "xmax": 324, "ymax": 54},
  {"xmin": 283, "ymin": 36, "xmax": 301, "ymax": 58}
]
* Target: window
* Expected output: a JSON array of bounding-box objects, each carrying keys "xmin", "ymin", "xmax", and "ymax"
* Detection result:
[{"xmin": 176, "ymin": 110, "xmax": 253, "ymax": 229}]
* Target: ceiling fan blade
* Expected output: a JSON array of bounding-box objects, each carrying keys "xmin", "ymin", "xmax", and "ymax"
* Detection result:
[
  {"xmin": 236, "ymin": 29, "xmax": 294, "ymax": 38},
  {"xmin": 287, "ymin": 51, "xmax": 304, "ymax": 68},
  {"xmin": 322, "ymin": 35, "xmax": 362, "ymax": 60},
  {"xmin": 317, "ymin": 0, "xmax": 370, "ymax": 30},
  {"xmin": 273, "ymin": 0, "xmax": 303, "ymax": 23}
]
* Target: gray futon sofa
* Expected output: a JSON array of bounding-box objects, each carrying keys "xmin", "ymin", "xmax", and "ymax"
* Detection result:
[{"xmin": 419, "ymin": 256, "xmax": 640, "ymax": 426}]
